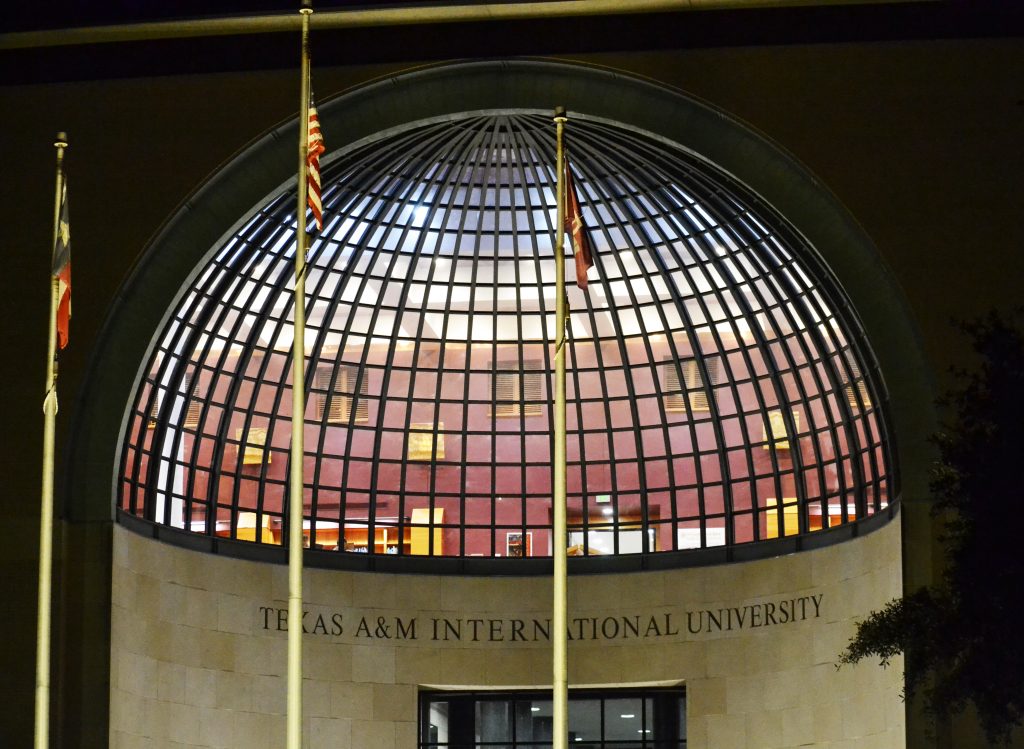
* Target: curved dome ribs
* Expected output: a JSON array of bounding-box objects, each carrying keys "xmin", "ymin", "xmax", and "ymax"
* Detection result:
[
  {"xmin": 305, "ymin": 118, "xmax": 484, "ymax": 549},
  {"xmin": 119, "ymin": 112, "xmax": 892, "ymax": 562}
]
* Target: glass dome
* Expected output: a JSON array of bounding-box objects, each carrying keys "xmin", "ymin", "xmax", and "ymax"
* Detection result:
[{"xmin": 119, "ymin": 111, "xmax": 892, "ymax": 562}]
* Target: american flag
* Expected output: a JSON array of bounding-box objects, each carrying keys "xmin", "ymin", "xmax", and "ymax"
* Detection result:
[
  {"xmin": 563, "ymin": 155, "xmax": 593, "ymax": 290},
  {"xmin": 306, "ymin": 99, "xmax": 326, "ymax": 231},
  {"xmin": 52, "ymin": 180, "xmax": 71, "ymax": 349}
]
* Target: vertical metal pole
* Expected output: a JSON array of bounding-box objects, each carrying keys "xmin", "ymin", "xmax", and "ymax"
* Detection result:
[
  {"xmin": 552, "ymin": 108, "xmax": 568, "ymax": 749},
  {"xmin": 287, "ymin": 5, "xmax": 312, "ymax": 749},
  {"xmin": 35, "ymin": 132, "xmax": 67, "ymax": 749}
]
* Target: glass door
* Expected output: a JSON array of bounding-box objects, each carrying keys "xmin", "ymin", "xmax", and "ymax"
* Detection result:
[{"xmin": 419, "ymin": 688, "xmax": 686, "ymax": 748}]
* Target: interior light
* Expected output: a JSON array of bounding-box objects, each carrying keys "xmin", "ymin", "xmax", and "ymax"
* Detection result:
[
  {"xmin": 620, "ymin": 713, "xmax": 635, "ymax": 719},
  {"xmin": 412, "ymin": 205, "xmax": 430, "ymax": 227},
  {"xmin": 531, "ymin": 706, "xmax": 540, "ymax": 712},
  {"xmin": 602, "ymin": 507, "xmax": 614, "ymax": 516}
]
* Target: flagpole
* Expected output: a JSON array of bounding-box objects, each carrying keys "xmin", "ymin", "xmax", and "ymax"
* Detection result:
[
  {"xmin": 552, "ymin": 107, "xmax": 569, "ymax": 749},
  {"xmin": 287, "ymin": 4, "xmax": 312, "ymax": 748},
  {"xmin": 35, "ymin": 131, "xmax": 67, "ymax": 749}
]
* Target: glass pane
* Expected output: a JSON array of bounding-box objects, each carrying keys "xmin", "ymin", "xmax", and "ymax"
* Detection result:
[
  {"xmin": 605, "ymin": 697, "xmax": 644, "ymax": 741},
  {"xmin": 515, "ymin": 699, "xmax": 552, "ymax": 743},
  {"xmin": 678, "ymin": 694, "xmax": 686, "ymax": 738},
  {"xmin": 477, "ymin": 699, "xmax": 512, "ymax": 742},
  {"xmin": 568, "ymin": 699, "xmax": 601, "ymax": 745},
  {"xmin": 425, "ymin": 700, "xmax": 449, "ymax": 746}
]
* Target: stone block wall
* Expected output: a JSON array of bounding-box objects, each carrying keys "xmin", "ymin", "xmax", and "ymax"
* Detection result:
[{"xmin": 110, "ymin": 517, "xmax": 903, "ymax": 748}]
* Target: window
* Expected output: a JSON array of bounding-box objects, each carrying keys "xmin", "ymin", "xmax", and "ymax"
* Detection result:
[
  {"xmin": 764, "ymin": 496, "xmax": 799, "ymax": 538},
  {"xmin": 842, "ymin": 352, "xmax": 872, "ymax": 409},
  {"xmin": 494, "ymin": 361, "xmax": 544, "ymax": 417},
  {"xmin": 182, "ymin": 371, "xmax": 202, "ymax": 429},
  {"xmin": 147, "ymin": 371, "xmax": 201, "ymax": 429},
  {"xmin": 235, "ymin": 426, "xmax": 269, "ymax": 465},
  {"xmin": 419, "ymin": 688, "xmax": 686, "ymax": 748},
  {"xmin": 665, "ymin": 357, "xmax": 719, "ymax": 412},
  {"xmin": 408, "ymin": 422, "xmax": 445, "ymax": 461},
  {"xmin": 316, "ymin": 365, "xmax": 368, "ymax": 423},
  {"xmin": 762, "ymin": 408, "xmax": 800, "ymax": 451},
  {"xmin": 147, "ymin": 390, "xmax": 160, "ymax": 428}
]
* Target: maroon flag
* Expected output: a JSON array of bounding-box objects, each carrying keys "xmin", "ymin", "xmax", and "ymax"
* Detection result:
[
  {"xmin": 563, "ymin": 156, "xmax": 593, "ymax": 289},
  {"xmin": 306, "ymin": 99, "xmax": 326, "ymax": 231},
  {"xmin": 52, "ymin": 180, "xmax": 71, "ymax": 349}
]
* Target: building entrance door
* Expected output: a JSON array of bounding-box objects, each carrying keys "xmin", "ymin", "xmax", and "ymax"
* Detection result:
[{"xmin": 420, "ymin": 688, "xmax": 686, "ymax": 748}]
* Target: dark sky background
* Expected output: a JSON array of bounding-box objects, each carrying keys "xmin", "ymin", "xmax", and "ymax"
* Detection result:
[
  {"xmin": 3, "ymin": 0, "xmax": 1024, "ymax": 86},
  {"xmin": 2, "ymin": 1, "xmax": 300, "ymax": 30},
  {"xmin": 1, "ymin": 0, "xmax": 1021, "ymax": 31}
]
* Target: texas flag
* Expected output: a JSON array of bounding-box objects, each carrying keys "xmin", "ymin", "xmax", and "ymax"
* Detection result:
[
  {"xmin": 52, "ymin": 180, "xmax": 71, "ymax": 349},
  {"xmin": 563, "ymin": 156, "xmax": 593, "ymax": 289}
]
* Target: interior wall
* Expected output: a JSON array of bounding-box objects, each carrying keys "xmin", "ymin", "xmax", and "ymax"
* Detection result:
[{"xmin": 124, "ymin": 333, "xmax": 888, "ymax": 556}]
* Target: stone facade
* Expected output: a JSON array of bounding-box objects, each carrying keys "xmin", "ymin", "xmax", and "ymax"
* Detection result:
[{"xmin": 110, "ymin": 517, "xmax": 903, "ymax": 748}]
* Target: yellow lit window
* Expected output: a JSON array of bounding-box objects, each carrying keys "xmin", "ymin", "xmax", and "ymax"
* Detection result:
[
  {"xmin": 236, "ymin": 426, "xmax": 269, "ymax": 465},
  {"xmin": 762, "ymin": 408, "xmax": 800, "ymax": 450},
  {"xmin": 407, "ymin": 422, "xmax": 445, "ymax": 461}
]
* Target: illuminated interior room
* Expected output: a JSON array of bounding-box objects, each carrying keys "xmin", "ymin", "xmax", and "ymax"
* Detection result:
[{"xmin": 121, "ymin": 108, "xmax": 892, "ymax": 565}]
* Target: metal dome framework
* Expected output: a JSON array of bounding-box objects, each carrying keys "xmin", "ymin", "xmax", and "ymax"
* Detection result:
[{"xmin": 119, "ymin": 111, "xmax": 894, "ymax": 566}]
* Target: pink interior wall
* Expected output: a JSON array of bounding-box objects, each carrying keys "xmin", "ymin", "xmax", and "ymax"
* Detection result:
[{"xmin": 123, "ymin": 332, "xmax": 887, "ymax": 556}]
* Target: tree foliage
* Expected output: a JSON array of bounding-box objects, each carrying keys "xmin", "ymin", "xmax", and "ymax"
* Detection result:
[{"xmin": 840, "ymin": 311, "xmax": 1024, "ymax": 742}]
